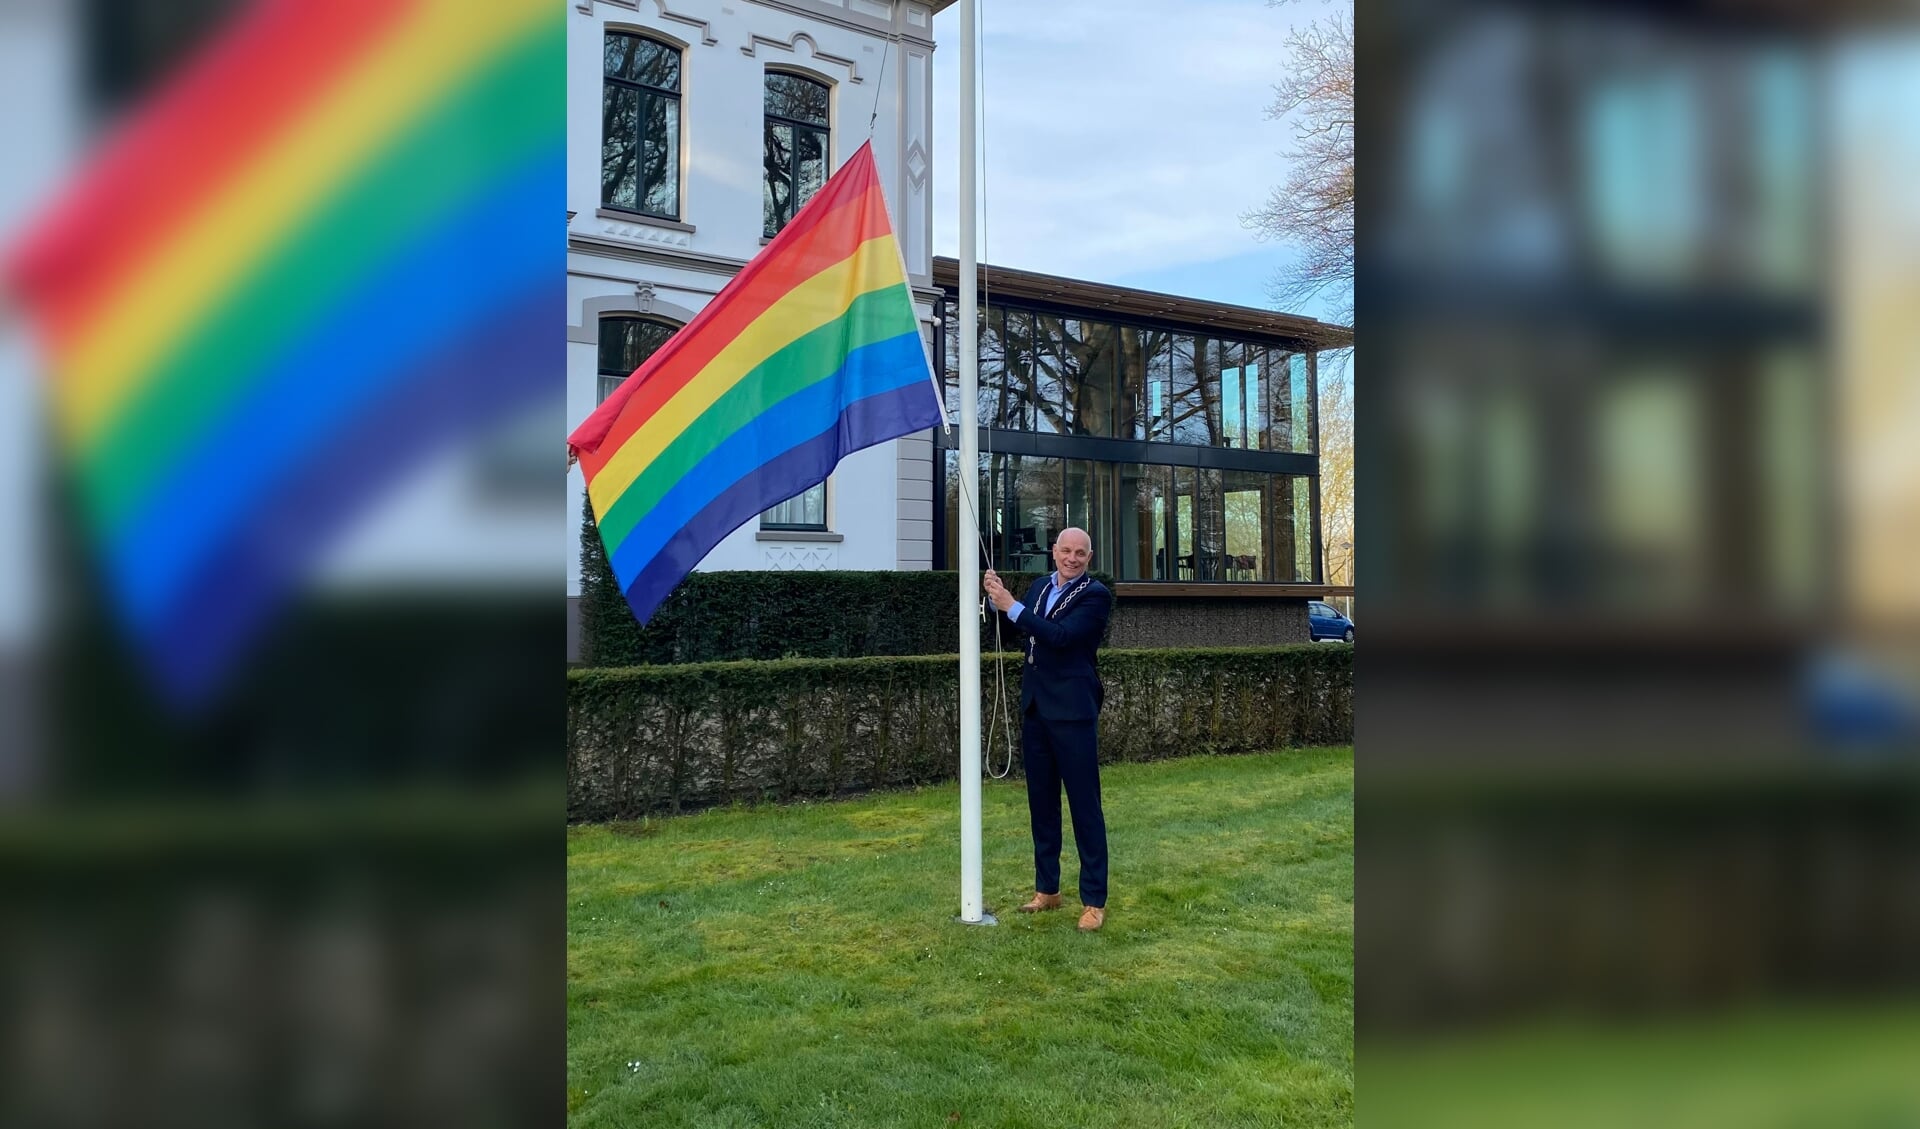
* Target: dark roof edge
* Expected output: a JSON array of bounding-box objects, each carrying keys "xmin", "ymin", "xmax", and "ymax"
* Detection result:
[{"xmin": 930, "ymin": 255, "xmax": 1353, "ymax": 349}]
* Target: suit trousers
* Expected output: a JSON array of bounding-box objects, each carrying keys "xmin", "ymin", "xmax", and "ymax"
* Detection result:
[{"xmin": 1022, "ymin": 703, "xmax": 1108, "ymax": 908}]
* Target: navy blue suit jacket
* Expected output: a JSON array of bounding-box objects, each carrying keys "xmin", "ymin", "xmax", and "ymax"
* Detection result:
[{"xmin": 999, "ymin": 575, "xmax": 1113, "ymax": 722}]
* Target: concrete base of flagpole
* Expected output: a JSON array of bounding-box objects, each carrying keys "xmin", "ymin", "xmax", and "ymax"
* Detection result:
[{"xmin": 954, "ymin": 912, "xmax": 999, "ymax": 926}]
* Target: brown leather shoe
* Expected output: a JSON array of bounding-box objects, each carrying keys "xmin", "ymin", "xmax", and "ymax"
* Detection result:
[
  {"xmin": 1016, "ymin": 892, "xmax": 1062, "ymax": 913},
  {"xmin": 1078, "ymin": 907, "xmax": 1106, "ymax": 931}
]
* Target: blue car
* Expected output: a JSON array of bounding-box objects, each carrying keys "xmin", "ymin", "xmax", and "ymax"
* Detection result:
[{"xmin": 1308, "ymin": 600, "xmax": 1354, "ymax": 643}]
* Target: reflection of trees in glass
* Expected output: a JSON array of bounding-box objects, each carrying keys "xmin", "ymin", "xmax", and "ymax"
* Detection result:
[
  {"xmin": 1028, "ymin": 315, "xmax": 1068, "ymax": 434},
  {"xmin": 763, "ymin": 72, "xmax": 830, "ymax": 236},
  {"xmin": 1222, "ymin": 341, "xmax": 1248, "ymax": 449},
  {"xmin": 1292, "ymin": 475, "xmax": 1315, "ymax": 582},
  {"xmin": 942, "ymin": 298, "xmax": 961, "ymax": 421},
  {"xmin": 1117, "ymin": 326, "xmax": 1172, "ymax": 441},
  {"xmin": 982, "ymin": 307, "xmax": 1025, "ymax": 429},
  {"xmin": 596, "ymin": 316, "xmax": 678, "ymax": 404},
  {"xmin": 1116, "ymin": 464, "xmax": 1164, "ymax": 579},
  {"xmin": 1318, "ymin": 349, "xmax": 1353, "ymax": 592},
  {"xmin": 1223, "ymin": 470, "xmax": 1267, "ymax": 580},
  {"xmin": 602, "ymin": 33, "xmax": 681, "ymax": 218},
  {"xmin": 956, "ymin": 302, "xmax": 1322, "ymax": 456},
  {"xmin": 944, "ymin": 450, "xmax": 962, "ymax": 568},
  {"xmin": 1063, "ymin": 461, "xmax": 1116, "ymax": 565},
  {"xmin": 1291, "ymin": 353, "xmax": 1313, "ymax": 453},
  {"xmin": 982, "ymin": 454, "xmax": 1061, "ymax": 571},
  {"xmin": 1169, "ymin": 336, "xmax": 1223, "ymax": 446},
  {"xmin": 1195, "ymin": 467, "xmax": 1224, "ymax": 579},
  {"xmin": 1064, "ymin": 321, "xmax": 1118, "ymax": 436}
]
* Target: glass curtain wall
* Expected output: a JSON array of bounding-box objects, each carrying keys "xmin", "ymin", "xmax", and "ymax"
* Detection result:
[{"xmin": 937, "ymin": 296, "xmax": 1323, "ymax": 583}]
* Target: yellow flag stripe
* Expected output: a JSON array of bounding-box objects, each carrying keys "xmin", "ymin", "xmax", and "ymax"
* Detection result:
[
  {"xmin": 55, "ymin": 0, "xmax": 547, "ymax": 446},
  {"xmin": 587, "ymin": 233, "xmax": 906, "ymax": 510}
]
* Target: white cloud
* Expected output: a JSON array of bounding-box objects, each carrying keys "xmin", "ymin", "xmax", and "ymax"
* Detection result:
[{"xmin": 930, "ymin": 0, "xmax": 1343, "ymax": 295}]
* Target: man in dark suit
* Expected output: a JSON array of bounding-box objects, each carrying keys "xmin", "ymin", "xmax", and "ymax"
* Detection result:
[{"xmin": 983, "ymin": 527, "xmax": 1114, "ymax": 931}]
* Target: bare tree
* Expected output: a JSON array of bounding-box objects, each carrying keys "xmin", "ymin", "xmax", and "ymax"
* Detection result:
[{"xmin": 1245, "ymin": 5, "xmax": 1354, "ymax": 322}]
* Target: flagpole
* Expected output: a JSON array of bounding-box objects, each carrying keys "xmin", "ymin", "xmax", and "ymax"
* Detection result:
[{"xmin": 956, "ymin": 0, "xmax": 990, "ymax": 926}]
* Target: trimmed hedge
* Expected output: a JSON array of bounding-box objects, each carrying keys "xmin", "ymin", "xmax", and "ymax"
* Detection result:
[
  {"xmin": 567, "ymin": 644, "xmax": 1352, "ymax": 819},
  {"xmin": 580, "ymin": 497, "xmax": 1111, "ymax": 664}
]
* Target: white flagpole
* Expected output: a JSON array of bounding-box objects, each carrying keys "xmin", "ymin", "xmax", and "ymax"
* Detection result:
[{"xmin": 956, "ymin": 0, "xmax": 990, "ymax": 926}]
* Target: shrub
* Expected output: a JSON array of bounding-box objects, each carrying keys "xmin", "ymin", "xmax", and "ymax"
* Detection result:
[
  {"xmin": 567, "ymin": 644, "xmax": 1352, "ymax": 819},
  {"xmin": 579, "ymin": 501, "xmax": 1114, "ymax": 664}
]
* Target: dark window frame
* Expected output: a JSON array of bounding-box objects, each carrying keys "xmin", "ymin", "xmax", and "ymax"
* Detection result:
[
  {"xmin": 762, "ymin": 69, "xmax": 833, "ymax": 238},
  {"xmin": 601, "ymin": 30, "xmax": 683, "ymax": 221},
  {"xmin": 596, "ymin": 314, "xmax": 681, "ymax": 405}
]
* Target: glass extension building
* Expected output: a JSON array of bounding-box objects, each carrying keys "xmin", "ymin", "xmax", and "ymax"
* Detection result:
[{"xmin": 932, "ymin": 257, "xmax": 1353, "ymax": 591}]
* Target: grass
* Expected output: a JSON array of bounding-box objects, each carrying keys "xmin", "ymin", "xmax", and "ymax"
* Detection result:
[
  {"xmin": 568, "ymin": 748, "xmax": 1353, "ymax": 1129},
  {"xmin": 1362, "ymin": 1003, "xmax": 1920, "ymax": 1129}
]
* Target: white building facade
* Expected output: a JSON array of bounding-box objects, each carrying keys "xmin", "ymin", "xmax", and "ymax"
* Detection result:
[{"xmin": 567, "ymin": 0, "xmax": 951, "ymax": 628}]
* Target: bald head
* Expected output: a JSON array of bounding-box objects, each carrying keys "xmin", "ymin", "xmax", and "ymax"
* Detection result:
[{"xmin": 1052, "ymin": 527, "xmax": 1092, "ymax": 582}]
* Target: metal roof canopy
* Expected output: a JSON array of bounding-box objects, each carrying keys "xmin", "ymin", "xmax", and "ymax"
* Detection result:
[{"xmin": 931, "ymin": 255, "xmax": 1354, "ymax": 351}]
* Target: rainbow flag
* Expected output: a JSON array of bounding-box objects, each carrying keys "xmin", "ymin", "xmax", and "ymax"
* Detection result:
[
  {"xmin": 5, "ymin": 0, "xmax": 561, "ymax": 702},
  {"xmin": 569, "ymin": 142, "xmax": 943, "ymax": 625}
]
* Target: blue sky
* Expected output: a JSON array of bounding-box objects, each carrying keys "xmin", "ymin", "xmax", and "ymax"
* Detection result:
[{"xmin": 929, "ymin": 0, "xmax": 1349, "ymax": 324}]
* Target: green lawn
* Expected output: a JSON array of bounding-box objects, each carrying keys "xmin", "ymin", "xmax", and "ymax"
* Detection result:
[
  {"xmin": 1362, "ymin": 1004, "xmax": 1920, "ymax": 1129},
  {"xmin": 568, "ymin": 748, "xmax": 1353, "ymax": 1129}
]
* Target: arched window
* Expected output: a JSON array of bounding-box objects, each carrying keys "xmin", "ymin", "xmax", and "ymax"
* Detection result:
[
  {"xmin": 763, "ymin": 71, "xmax": 831, "ymax": 236},
  {"xmin": 597, "ymin": 316, "xmax": 678, "ymax": 404},
  {"xmin": 602, "ymin": 32, "xmax": 682, "ymax": 219}
]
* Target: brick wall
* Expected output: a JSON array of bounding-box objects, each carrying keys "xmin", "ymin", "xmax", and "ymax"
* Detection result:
[{"xmin": 1107, "ymin": 597, "xmax": 1311, "ymax": 649}]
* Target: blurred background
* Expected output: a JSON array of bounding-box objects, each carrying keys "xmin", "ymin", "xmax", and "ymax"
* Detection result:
[
  {"xmin": 1358, "ymin": 0, "xmax": 1920, "ymax": 1124},
  {"xmin": 1, "ymin": 0, "xmax": 561, "ymax": 1124}
]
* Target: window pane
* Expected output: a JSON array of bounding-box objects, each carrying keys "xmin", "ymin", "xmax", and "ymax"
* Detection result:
[
  {"xmin": 1221, "ymin": 340, "xmax": 1245, "ymax": 449},
  {"xmin": 1269, "ymin": 473, "xmax": 1313, "ymax": 582},
  {"xmin": 600, "ymin": 84, "xmax": 639, "ymax": 209},
  {"xmin": 1202, "ymin": 343, "xmax": 1226, "ymax": 449},
  {"xmin": 1117, "ymin": 464, "xmax": 1168, "ymax": 580},
  {"xmin": 599, "ymin": 318, "xmax": 671, "ymax": 375},
  {"xmin": 1172, "ymin": 466, "xmax": 1195, "ymax": 578},
  {"xmin": 1063, "ymin": 460, "xmax": 1115, "ymax": 569},
  {"xmin": 1030, "ymin": 315, "xmax": 1067, "ymax": 434},
  {"xmin": 996, "ymin": 308, "xmax": 1033, "ymax": 430},
  {"xmin": 603, "ymin": 33, "xmax": 637, "ymax": 80},
  {"xmin": 639, "ymin": 93, "xmax": 679, "ymax": 218},
  {"xmin": 762, "ymin": 482, "xmax": 826, "ymax": 529},
  {"xmin": 1005, "ymin": 455, "xmax": 1061, "ymax": 573},
  {"xmin": 632, "ymin": 38, "xmax": 680, "ymax": 91},
  {"xmin": 1194, "ymin": 467, "xmax": 1224, "ymax": 579},
  {"xmin": 1265, "ymin": 350, "xmax": 1295, "ymax": 451},
  {"xmin": 1065, "ymin": 320, "xmax": 1116, "ymax": 437},
  {"xmin": 607, "ymin": 34, "xmax": 680, "ymax": 90},
  {"xmin": 1289, "ymin": 352, "xmax": 1311, "ymax": 452},
  {"xmin": 942, "ymin": 297, "xmax": 960, "ymax": 423},
  {"xmin": 1147, "ymin": 334, "xmax": 1173, "ymax": 442},
  {"xmin": 1169, "ymin": 335, "xmax": 1214, "ymax": 445},
  {"xmin": 944, "ymin": 450, "xmax": 993, "ymax": 570},
  {"xmin": 1115, "ymin": 326, "xmax": 1150, "ymax": 441},
  {"xmin": 796, "ymin": 126, "xmax": 827, "ymax": 212},
  {"xmin": 979, "ymin": 306, "xmax": 1006, "ymax": 428},
  {"xmin": 765, "ymin": 72, "xmax": 829, "ymax": 125},
  {"xmin": 986, "ymin": 452, "xmax": 1018, "ymax": 571},
  {"xmin": 763, "ymin": 121, "xmax": 793, "ymax": 233},
  {"xmin": 1248, "ymin": 347, "xmax": 1270, "ymax": 450},
  {"xmin": 1223, "ymin": 469, "xmax": 1267, "ymax": 580},
  {"xmin": 597, "ymin": 318, "xmax": 677, "ymax": 403}
]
